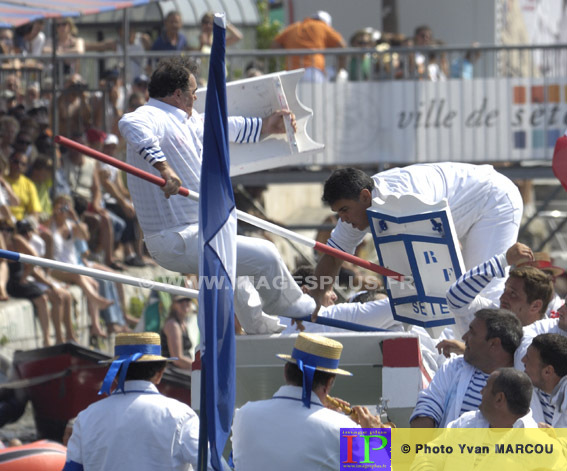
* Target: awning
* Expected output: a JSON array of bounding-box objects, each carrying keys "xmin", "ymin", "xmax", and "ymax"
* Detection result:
[
  {"xmin": 0, "ymin": 1, "xmax": 158, "ymax": 28},
  {"xmin": 0, "ymin": 0, "xmax": 259, "ymax": 28}
]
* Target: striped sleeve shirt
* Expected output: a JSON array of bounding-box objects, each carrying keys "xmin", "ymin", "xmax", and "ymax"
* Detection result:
[
  {"xmin": 446, "ymin": 253, "xmax": 507, "ymax": 310},
  {"xmin": 411, "ymin": 357, "xmax": 485, "ymax": 427},
  {"xmin": 538, "ymin": 390, "xmax": 555, "ymax": 426},
  {"xmin": 459, "ymin": 370, "xmax": 490, "ymax": 416}
]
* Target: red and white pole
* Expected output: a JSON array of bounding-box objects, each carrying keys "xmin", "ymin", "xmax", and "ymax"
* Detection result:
[{"xmin": 55, "ymin": 135, "xmax": 407, "ymax": 281}]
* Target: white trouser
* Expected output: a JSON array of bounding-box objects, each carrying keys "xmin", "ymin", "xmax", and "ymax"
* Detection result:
[
  {"xmin": 459, "ymin": 172, "xmax": 523, "ymax": 300},
  {"xmin": 144, "ymin": 224, "xmax": 314, "ymax": 332}
]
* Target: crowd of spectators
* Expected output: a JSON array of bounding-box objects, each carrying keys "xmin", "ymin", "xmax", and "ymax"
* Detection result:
[{"xmin": 0, "ymin": 11, "xmax": 486, "ymax": 349}]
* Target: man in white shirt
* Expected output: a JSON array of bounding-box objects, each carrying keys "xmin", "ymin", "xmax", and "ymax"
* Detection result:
[
  {"xmin": 119, "ymin": 57, "xmax": 314, "ymax": 334},
  {"xmin": 521, "ymin": 333, "xmax": 567, "ymax": 427},
  {"xmin": 231, "ymin": 333, "xmax": 384, "ymax": 470},
  {"xmin": 312, "ymin": 165, "xmax": 522, "ymax": 303},
  {"xmin": 444, "ymin": 242, "xmax": 553, "ymax": 339},
  {"xmin": 63, "ymin": 332, "xmax": 223, "ymax": 471},
  {"xmin": 410, "ymin": 309, "xmax": 522, "ymax": 428},
  {"xmin": 447, "ymin": 367, "xmax": 537, "ymax": 428}
]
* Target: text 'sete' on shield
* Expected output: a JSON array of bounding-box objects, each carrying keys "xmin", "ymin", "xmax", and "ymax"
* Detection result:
[{"xmin": 367, "ymin": 194, "xmax": 464, "ymax": 333}]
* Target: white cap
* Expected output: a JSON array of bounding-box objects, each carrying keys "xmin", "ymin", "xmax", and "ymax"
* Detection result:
[
  {"xmin": 104, "ymin": 134, "xmax": 119, "ymax": 146},
  {"xmin": 312, "ymin": 10, "xmax": 332, "ymax": 27}
]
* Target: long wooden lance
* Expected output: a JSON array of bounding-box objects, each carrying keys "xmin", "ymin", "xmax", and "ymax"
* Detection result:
[{"xmin": 55, "ymin": 135, "xmax": 408, "ymax": 281}]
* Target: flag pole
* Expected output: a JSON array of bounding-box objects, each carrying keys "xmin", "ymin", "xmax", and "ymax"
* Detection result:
[{"xmin": 54, "ymin": 135, "xmax": 409, "ymax": 282}]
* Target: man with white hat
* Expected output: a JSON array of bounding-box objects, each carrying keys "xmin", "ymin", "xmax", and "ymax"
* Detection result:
[
  {"xmin": 231, "ymin": 332, "xmax": 383, "ymax": 470},
  {"xmin": 63, "ymin": 332, "xmax": 224, "ymax": 471}
]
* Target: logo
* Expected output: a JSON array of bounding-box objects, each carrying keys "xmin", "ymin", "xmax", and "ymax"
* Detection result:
[{"xmin": 340, "ymin": 428, "xmax": 391, "ymax": 470}]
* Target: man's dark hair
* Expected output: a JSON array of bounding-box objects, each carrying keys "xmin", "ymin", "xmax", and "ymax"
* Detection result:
[
  {"xmin": 349, "ymin": 288, "xmax": 387, "ymax": 304},
  {"xmin": 492, "ymin": 367, "xmax": 532, "ymax": 417},
  {"xmin": 148, "ymin": 57, "xmax": 198, "ymax": 99},
  {"xmin": 322, "ymin": 168, "xmax": 373, "ymax": 206},
  {"xmin": 508, "ymin": 266, "xmax": 553, "ymax": 316},
  {"xmin": 414, "ymin": 25, "xmax": 432, "ymax": 38},
  {"xmin": 124, "ymin": 360, "xmax": 167, "ymax": 381},
  {"xmin": 293, "ymin": 265, "xmax": 315, "ymax": 288},
  {"xmin": 474, "ymin": 308, "xmax": 522, "ymax": 355},
  {"xmin": 284, "ymin": 362, "xmax": 335, "ymax": 390},
  {"xmin": 530, "ymin": 334, "xmax": 567, "ymax": 378}
]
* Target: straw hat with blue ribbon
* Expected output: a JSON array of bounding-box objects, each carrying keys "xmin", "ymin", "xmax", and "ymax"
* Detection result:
[
  {"xmin": 98, "ymin": 332, "xmax": 177, "ymax": 396},
  {"xmin": 277, "ymin": 333, "xmax": 352, "ymax": 408}
]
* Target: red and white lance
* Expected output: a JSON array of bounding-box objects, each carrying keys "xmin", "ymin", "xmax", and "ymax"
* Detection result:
[{"xmin": 55, "ymin": 135, "xmax": 409, "ymax": 282}]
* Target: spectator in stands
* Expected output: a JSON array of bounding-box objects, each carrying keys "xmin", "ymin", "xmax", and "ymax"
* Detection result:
[
  {"xmin": 410, "ymin": 309, "xmax": 522, "ymax": 428},
  {"xmin": 245, "ymin": 60, "xmax": 264, "ymax": 78},
  {"xmin": 199, "ymin": 12, "xmax": 242, "ymax": 50},
  {"xmin": 0, "ymin": 29, "xmax": 21, "ymax": 71},
  {"xmin": 57, "ymin": 74, "xmax": 92, "ymax": 138},
  {"xmin": 73, "ymin": 227, "xmax": 135, "ymax": 336},
  {"xmin": 99, "ymin": 134, "xmax": 144, "ymax": 267},
  {"xmin": 91, "ymin": 69, "xmax": 123, "ymax": 135},
  {"xmin": 10, "ymin": 218, "xmax": 76, "ymax": 345},
  {"xmin": 14, "ymin": 20, "xmax": 46, "ymax": 58},
  {"xmin": 60, "ymin": 133, "xmax": 123, "ymax": 270},
  {"xmin": 44, "ymin": 17, "xmax": 84, "ymax": 75},
  {"xmin": 348, "ymin": 29, "xmax": 376, "ymax": 81},
  {"xmin": 126, "ymin": 91, "xmax": 146, "ymax": 113},
  {"xmin": 28, "ymin": 157, "xmax": 54, "ymax": 222},
  {"xmin": 0, "ymin": 115, "xmax": 19, "ymax": 171},
  {"xmin": 0, "ymin": 177, "xmax": 18, "ymax": 301},
  {"xmin": 2, "ymin": 75, "xmax": 23, "ymax": 105},
  {"xmin": 5, "ymin": 151, "xmax": 41, "ymax": 222},
  {"xmin": 132, "ymin": 75, "xmax": 149, "ymax": 102},
  {"xmin": 86, "ymin": 24, "xmax": 150, "ymax": 81},
  {"xmin": 411, "ymin": 25, "xmax": 433, "ymax": 79},
  {"xmin": 151, "ymin": 11, "xmax": 188, "ymax": 52},
  {"xmin": 49, "ymin": 194, "xmax": 113, "ymax": 339},
  {"xmin": 450, "ymin": 43, "xmax": 481, "ymax": 79},
  {"xmin": 161, "ymin": 295, "xmax": 194, "ymax": 371},
  {"xmin": 272, "ymin": 11, "xmax": 347, "ymax": 82}
]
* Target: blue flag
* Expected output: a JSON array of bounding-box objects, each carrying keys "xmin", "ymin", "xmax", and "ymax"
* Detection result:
[{"xmin": 197, "ymin": 13, "xmax": 236, "ymax": 471}]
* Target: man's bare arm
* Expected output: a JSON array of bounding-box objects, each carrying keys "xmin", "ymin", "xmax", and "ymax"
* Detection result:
[
  {"xmin": 311, "ymin": 253, "xmax": 343, "ymax": 307},
  {"xmin": 154, "ymin": 161, "xmax": 181, "ymax": 199}
]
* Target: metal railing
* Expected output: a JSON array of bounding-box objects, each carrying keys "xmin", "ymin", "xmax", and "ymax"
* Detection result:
[{"xmin": 2, "ymin": 43, "xmax": 567, "ymax": 167}]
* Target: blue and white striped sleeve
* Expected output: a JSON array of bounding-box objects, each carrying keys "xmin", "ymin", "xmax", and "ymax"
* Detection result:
[
  {"xmin": 118, "ymin": 110, "xmax": 167, "ymax": 165},
  {"xmin": 228, "ymin": 117, "xmax": 263, "ymax": 144},
  {"xmin": 446, "ymin": 253, "xmax": 507, "ymax": 311},
  {"xmin": 410, "ymin": 357, "xmax": 463, "ymax": 426}
]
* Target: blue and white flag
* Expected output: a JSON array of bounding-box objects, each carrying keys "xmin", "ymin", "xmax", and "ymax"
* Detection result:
[{"xmin": 197, "ymin": 13, "xmax": 236, "ymax": 471}]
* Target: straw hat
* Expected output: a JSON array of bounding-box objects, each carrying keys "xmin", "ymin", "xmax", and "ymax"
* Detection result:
[
  {"xmin": 99, "ymin": 332, "xmax": 176, "ymax": 395},
  {"xmin": 101, "ymin": 332, "xmax": 175, "ymax": 364},
  {"xmin": 516, "ymin": 252, "xmax": 565, "ymax": 278},
  {"xmin": 277, "ymin": 333, "xmax": 352, "ymax": 376}
]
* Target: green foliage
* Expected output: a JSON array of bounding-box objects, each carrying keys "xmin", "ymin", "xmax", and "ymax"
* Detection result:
[
  {"xmin": 256, "ymin": 0, "xmax": 282, "ymax": 49},
  {"xmin": 256, "ymin": 0, "xmax": 284, "ymax": 73}
]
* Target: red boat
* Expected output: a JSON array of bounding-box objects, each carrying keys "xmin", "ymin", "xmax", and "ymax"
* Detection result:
[{"xmin": 10, "ymin": 342, "xmax": 190, "ymax": 442}]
